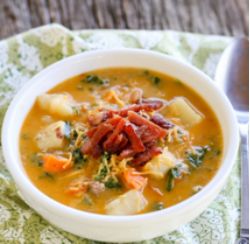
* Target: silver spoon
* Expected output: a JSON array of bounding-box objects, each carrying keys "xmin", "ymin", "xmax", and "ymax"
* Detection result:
[{"xmin": 215, "ymin": 38, "xmax": 249, "ymax": 244}]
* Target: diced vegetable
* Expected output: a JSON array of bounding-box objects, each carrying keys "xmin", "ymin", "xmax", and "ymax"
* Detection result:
[
  {"xmin": 38, "ymin": 93, "xmax": 78, "ymax": 117},
  {"xmin": 105, "ymin": 190, "xmax": 148, "ymax": 215},
  {"xmin": 143, "ymin": 148, "xmax": 177, "ymax": 179},
  {"xmin": 167, "ymin": 97, "xmax": 203, "ymax": 127},
  {"xmin": 121, "ymin": 168, "xmax": 148, "ymax": 190},
  {"xmin": 35, "ymin": 121, "xmax": 66, "ymax": 151},
  {"xmin": 43, "ymin": 154, "xmax": 72, "ymax": 173}
]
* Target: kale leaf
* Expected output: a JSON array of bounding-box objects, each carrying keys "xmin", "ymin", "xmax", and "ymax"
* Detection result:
[
  {"xmin": 94, "ymin": 152, "xmax": 121, "ymax": 189},
  {"xmin": 186, "ymin": 146, "xmax": 210, "ymax": 168},
  {"xmin": 104, "ymin": 178, "xmax": 121, "ymax": 189},
  {"xmin": 72, "ymin": 148, "xmax": 87, "ymax": 168},
  {"xmin": 152, "ymin": 76, "xmax": 161, "ymax": 85},
  {"xmin": 152, "ymin": 202, "xmax": 165, "ymax": 211},
  {"xmin": 83, "ymin": 75, "xmax": 108, "ymax": 85},
  {"xmin": 166, "ymin": 167, "xmax": 181, "ymax": 192}
]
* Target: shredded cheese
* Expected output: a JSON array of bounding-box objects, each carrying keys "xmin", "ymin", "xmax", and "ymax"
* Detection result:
[{"xmin": 103, "ymin": 90, "xmax": 125, "ymax": 107}]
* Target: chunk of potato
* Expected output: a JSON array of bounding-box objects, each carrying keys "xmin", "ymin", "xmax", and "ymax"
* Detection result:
[
  {"xmin": 105, "ymin": 189, "xmax": 148, "ymax": 215},
  {"xmin": 35, "ymin": 121, "xmax": 66, "ymax": 151},
  {"xmin": 167, "ymin": 97, "xmax": 203, "ymax": 127},
  {"xmin": 38, "ymin": 93, "xmax": 77, "ymax": 117},
  {"xmin": 143, "ymin": 148, "xmax": 177, "ymax": 179}
]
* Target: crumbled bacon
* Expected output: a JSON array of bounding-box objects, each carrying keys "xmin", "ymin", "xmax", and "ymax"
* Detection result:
[
  {"xmin": 141, "ymin": 98, "xmax": 165, "ymax": 108},
  {"xmin": 103, "ymin": 118, "xmax": 126, "ymax": 150},
  {"xmin": 81, "ymin": 123, "xmax": 113, "ymax": 157},
  {"xmin": 119, "ymin": 133, "xmax": 129, "ymax": 150},
  {"xmin": 81, "ymin": 98, "xmax": 169, "ymax": 164},
  {"xmin": 87, "ymin": 127, "xmax": 98, "ymax": 137},
  {"xmin": 119, "ymin": 148, "xmax": 136, "ymax": 159},
  {"xmin": 128, "ymin": 111, "xmax": 167, "ymax": 138},
  {"xmin": 123, "ymin": 124, "xmax": 145, "ymax": 153},
  {"xmin": 104, "ymin": 98, "xmax": 165, "ymax": 117},
  {"xmin": 151, "ymin": 113, "xmax": 174, "ymax": 129},
  {"xmin": 132, "ymin": 146, "xmax": 162, "ymax": 166}
]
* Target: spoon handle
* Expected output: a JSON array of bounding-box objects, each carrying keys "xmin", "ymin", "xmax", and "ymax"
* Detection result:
[{"xmin": 237, "ymin": 123, "xmax": 249, "ymax": 244}]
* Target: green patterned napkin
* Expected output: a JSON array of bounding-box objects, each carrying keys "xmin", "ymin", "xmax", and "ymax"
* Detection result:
[{"xmin": 0, "ymin": 24, "xmax": 240, "ymax": 244}]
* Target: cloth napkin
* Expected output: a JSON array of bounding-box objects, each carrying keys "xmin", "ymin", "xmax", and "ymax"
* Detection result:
[{"xmin": 0, "ymin": 24, "xmax": 240, "ymax": 244}]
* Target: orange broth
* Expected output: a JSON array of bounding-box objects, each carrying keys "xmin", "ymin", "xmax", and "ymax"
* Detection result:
[{"xmin": 20, "ymin": 68, "xmax": 223, "ymax": 214}]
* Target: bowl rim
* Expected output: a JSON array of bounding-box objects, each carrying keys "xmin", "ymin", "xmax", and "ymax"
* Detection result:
[{"xmin": 1, "ymin": 48, "xmax": 239, "ymax": 223}]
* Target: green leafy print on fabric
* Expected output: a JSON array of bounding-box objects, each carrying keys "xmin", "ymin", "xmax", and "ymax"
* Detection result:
[
  {"xmin": 76, "ymin": 32, "xmax": 94, "ymax": 40},
  {"xmin": 223, "ymin": 155, "xmax": 240, "ymax": 207},
  {"xmin": 23, "ymin": 34, "xmax": 64, "ymax": 68},
  {"xmin": 0, "ymin": 25, "xmax": 240, "ymax": 243},
  {"xmin": 50, "ymin": 229, "xmax": 96, "ymax": 244},
  {"xmin": 0, "ymin": 90, "xmax": 12, "ymax": 138},
  {"xmin": 151, "ymin": 33, "xmax": 185, "ymax": 60},
  {"xmin": 8, "ymin": 40, "xmax": 23, "ymax": 72},
  {"xmin": 66, "ymin": 36, "xmax": 77, "ymax": 56},
  {"xmin": 177, "ymin": 36, "xmax": 193, "ymax": 59},
  {"xmin": 0, "ymin": 198, "xmax": 22, "ymax": 231},
  {"xmin": 192, "ymin": 40, "xmax": 228, "ymax": 70},
  {"xmin": 23, "ymin": 214, "xmax": 48, "ymax": 243},
  {"xmin": 7, "ymin": 39, "xmax": 36, "ymax": 77},
  {"xmin": 118, "ymin": 33, "xmax": 142, "ymax": 48},
  {"xmin": 0, "ymin": 236, "xmax": 21, "ymax": 244}
]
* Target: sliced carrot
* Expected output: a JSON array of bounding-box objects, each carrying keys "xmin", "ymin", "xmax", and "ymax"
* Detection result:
[
  {"xmin": 121, "ymin": 168, "xmax": 148, "ymax": 190},
  {"xmin": 43, "ymin": 154, "xmax": 73, "ymax": 173}
]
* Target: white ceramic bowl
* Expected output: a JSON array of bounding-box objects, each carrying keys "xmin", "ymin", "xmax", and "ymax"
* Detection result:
[{"xmin": 1, "ymin": 49, "xmax": 239, "ymax": 242}]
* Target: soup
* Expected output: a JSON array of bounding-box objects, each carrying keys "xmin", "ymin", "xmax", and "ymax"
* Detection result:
[{"xmin": 20, "ymin": 68, "xmax": 223, "ymax": 215}]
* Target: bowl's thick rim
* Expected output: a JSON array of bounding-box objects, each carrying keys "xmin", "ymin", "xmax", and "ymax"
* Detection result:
[{"xmin": 1, "ymin": 48, "xmax": 239, "ymax": 223}]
